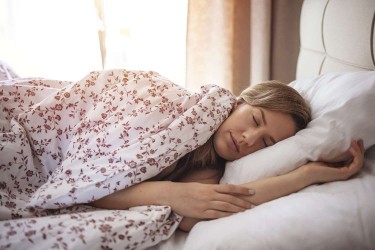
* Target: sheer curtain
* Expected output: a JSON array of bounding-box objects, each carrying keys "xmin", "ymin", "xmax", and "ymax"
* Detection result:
[
  {"xmin": 0, "ymin": 0, "xmax": 102, "ymax": 81},
  {"xmin": 186, "ymin": 0, "xmax": 303, "ymax": 95},
  {"xmin": 97, "ymin": 0, "xmax": 187, "ymax": 85},
  {"xmin": 1, "ymin": 0, "xmax": 302, "ymax": 91},
  {"xmin": 0, "ymin": 0, "xmax": 187, "ymax": 84},
  {"xmin": 186, "ymin": 0, "xmax": 250, "ymax": 94}
]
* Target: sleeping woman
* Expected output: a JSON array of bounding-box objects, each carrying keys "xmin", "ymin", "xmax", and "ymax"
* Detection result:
[{"xmin": 89, "ymin": 79, "xmax": 365, "ymax": 232}]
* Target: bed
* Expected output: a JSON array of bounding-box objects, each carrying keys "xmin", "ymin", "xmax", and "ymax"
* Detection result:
[{"xmin": 1, "ymin": 0, "xmax": 375, "ymax": 249}]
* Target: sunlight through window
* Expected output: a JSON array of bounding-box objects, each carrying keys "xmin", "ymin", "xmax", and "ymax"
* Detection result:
[
  {"xmin": 0, "ymin": 0, "xmax": 187, "ymax": 85},
  {"xmin": 102, "ymin": 0, "xmax": 188, "ymax": 86}
]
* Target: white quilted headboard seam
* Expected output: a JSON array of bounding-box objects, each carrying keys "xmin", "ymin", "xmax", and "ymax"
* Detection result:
[{"xmin": 296, "ymin": 0, "xmax": 375, "ymax": 79}]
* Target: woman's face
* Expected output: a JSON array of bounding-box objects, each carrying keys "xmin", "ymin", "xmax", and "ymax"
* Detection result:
[{"xmin": 213, "ymin": 101, "xmax": 297, "ymax": 161}]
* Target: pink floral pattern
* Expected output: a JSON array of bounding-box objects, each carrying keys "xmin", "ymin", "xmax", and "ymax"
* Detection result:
[
  {"xmin": 0, "ymin": 69, "xmax": 235, "ymax": 249},
  {"xmin": 0, "ymin": 206, "xmax": 180, "ymax": 250}
]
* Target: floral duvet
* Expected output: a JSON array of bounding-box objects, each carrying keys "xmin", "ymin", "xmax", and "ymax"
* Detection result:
[{"xmin": 0, "ymin": 69, "xmax": 235, "ymax": 249}]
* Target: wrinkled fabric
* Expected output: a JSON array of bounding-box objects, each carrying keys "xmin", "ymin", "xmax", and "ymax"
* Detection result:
[{"xmin": 0, "ymin": 69, "xmax": 235, "ymax": 249}]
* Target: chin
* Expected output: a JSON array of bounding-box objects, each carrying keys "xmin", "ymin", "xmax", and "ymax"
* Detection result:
[
  {"xmin": 213, "ymin": 143, "xmax": 227, "ymax": 161},
  {"xmin": 213, "ymin": 134, "xmax": 236, "ymax": 161},
  {"xmin": 217, "ymin": 150, "xmax": 236, "ymax": 161}
]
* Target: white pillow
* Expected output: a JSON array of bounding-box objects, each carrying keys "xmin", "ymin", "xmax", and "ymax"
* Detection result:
[{"xmin": 221, "ymin": 71, "xmax": 375, "ymax": 185}]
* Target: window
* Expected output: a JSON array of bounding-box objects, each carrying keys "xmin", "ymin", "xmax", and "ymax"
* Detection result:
[
  {"xmin": 100, "ymin": 0, "xmax": 187, "ymax": 85},
  {"xmin": 0, "ymin": 0, "xmax": 187, "ymax": 85}
]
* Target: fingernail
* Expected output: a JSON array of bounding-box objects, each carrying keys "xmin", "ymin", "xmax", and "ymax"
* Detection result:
[
  {"xmin": 251, "ymin": 204, "xmax": 256, "ymax": 209},
  {"xmin": 249, "ymin": 189, "xmax": 255, "ymax": 195}
]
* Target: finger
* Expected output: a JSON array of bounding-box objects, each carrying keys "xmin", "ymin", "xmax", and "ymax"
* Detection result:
[
  {"xmin": 345, "ymin": 142, "xmax": 364, "ymax": 175},
  {"xmin": 352, "ymin": 139, "xmax": 365, "ymax": 155},
  {"xmin": 208, "ymin": 200, "xmax": 249, "ymax": 214},
  {"xmin": 358, "ymin": 139, "xmax": 365, "ymax": 154},
  {"xmin": 349, "ymin": 140, "xmax": 362, "ymax": 159},
  {"xmin": 348, "ymin": 145, "xmax": 362, "ymax": 168},
  {"xmin": 215, "ymin": 184, "xmax": 254, "ymax": 196},
  {"xmin": 204, "ymin": 210, "xmax": 235, "ymax": 219},
  {"xmin": 214, "ymin": 193, "xmax": 253, "ymax": 209}
]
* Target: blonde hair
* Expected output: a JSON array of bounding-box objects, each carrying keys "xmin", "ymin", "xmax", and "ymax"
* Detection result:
[
  {"xmin": 166, "ymin": 80, "xmax": 311, "ymax": 181},
  {"xmin": 239, "ymin": 80, "xmax": 311, "ymax": 130}
]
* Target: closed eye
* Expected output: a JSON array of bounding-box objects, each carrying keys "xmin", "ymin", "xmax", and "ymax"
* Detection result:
[
  {"xmin": 252, "ymin": 115, "xmax": 259, "ymax": 126},
  {"xmin": 262, "ymin": 138, "xmax": 268, "ymax": 147},
  {"xmin": 253, "ymin": 114, "xmax": 267, "ymax": 147}
]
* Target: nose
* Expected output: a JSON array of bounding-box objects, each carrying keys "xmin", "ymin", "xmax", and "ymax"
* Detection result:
[{"xmin": 242, "ymin": 128, "xmax": 263, "ymax": 147}]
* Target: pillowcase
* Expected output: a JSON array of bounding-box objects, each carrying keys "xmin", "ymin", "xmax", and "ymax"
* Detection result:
[{"xmin": 221, "ymin": 71, "xmax": 375, "ymax": 185}]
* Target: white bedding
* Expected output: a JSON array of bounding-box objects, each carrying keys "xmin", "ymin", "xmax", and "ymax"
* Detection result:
[
  {"xmin": 185, "ymin": 148, "xmax": 375, "ymax": 250},
  {"xmin": 153, "ymin": 71, "xmax": 375, "ymax": 249},
  {"xmin": 153, "ymin": 145, "xmax": 375, "ymax": 250},
  {"xmin": 153, "ymin": 64, "xmax": 375, "ymax": 250}
]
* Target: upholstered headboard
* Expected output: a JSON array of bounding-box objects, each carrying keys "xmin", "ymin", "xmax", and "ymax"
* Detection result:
[{"xmin": 296, "ymin": 0, "xmax": 375, "ymax": 79}]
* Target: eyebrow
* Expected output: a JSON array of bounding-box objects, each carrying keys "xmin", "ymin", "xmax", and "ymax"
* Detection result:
[{"xmin": 260, "ymin": 108, "xmax": 276, "ymax": 144}]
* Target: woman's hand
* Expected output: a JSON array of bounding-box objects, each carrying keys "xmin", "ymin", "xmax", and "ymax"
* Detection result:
[
  {"xmin": 300, "ymin": 140, "xmax": 365, "ymax": 184},
  {"xmin": 167, "ymin": 182, "xmax": 254, "ymax": 219}
]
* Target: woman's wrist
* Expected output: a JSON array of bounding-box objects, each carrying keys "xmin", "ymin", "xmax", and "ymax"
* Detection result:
[
  {"xmin": 294, "ymin": 165, "xmax": 318, "ymax": 187},
  {"xmin": 159, "ymin": 181, "xmax": 175, "ymax": 207}
]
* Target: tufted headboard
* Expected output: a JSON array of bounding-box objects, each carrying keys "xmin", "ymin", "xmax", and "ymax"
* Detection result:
[{"xmin": 296, "ymin": 0, "xmax": 375, "ymax": 79}]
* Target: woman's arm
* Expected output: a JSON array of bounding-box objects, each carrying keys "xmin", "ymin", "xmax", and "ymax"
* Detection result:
[
  {"xmin": 90, "ymin": 174, "xmax": 253, "ymax": 219},
  {"xmin": 180, "ymin": 140, "xmax": 365, "ymax": 231},
  {"xmin": 177, "ymin": 169, "xmax": 232, "ymax": 232},
  {"xmin": 239, "ymin": 140, "xmax": 365, "ymax": 205},
  {"xmin": 92, "ymin": 140, "xmax": 364, "ymax": 231}
]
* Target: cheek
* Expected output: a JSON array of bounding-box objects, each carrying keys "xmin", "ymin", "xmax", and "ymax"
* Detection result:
[
  {"xmin": 212, "ymin": 131, "xmax": 222, "ymax": 150},
  {"xmin": 212, "ymin": 133, "xmax": 226, "ymax": 159},
  {"xmin": 278, "ymin": 126, "xmax": 297, "ymax": 141},
  {"xmin": 240, "ymin": 140, "xmax": 265, "ymax": 157}
]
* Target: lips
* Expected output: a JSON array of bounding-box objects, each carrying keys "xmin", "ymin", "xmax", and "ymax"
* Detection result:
[{"xmin": 230, "ymin": 132, "xmax": 240, "ymax": 153}]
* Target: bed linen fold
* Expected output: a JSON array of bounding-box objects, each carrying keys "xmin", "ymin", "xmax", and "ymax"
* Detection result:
[{"xmin": 0, "ymin": 69, "xmax": 235, "ymax": 249}]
